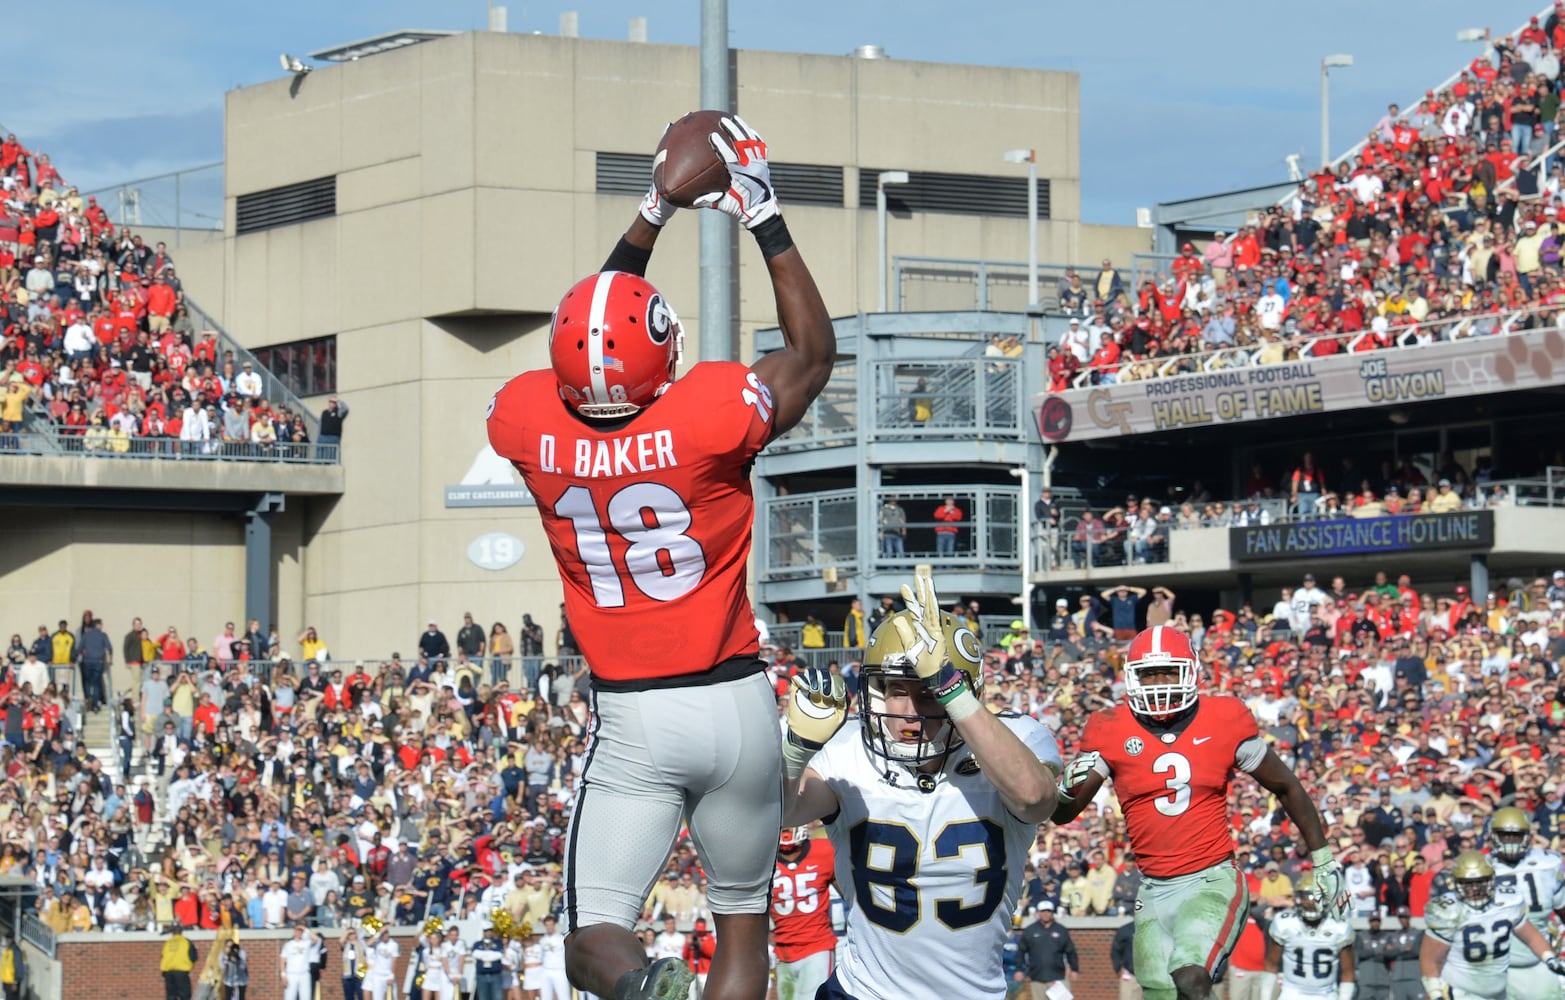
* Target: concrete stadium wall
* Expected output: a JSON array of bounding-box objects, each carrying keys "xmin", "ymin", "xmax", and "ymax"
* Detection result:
[
  {"xmin": 0, "ymin": 505, "xmax": 307, "ymax": 688},
  {"xmin": 167, "ymin": 29, "xmax": 1120, "ymax": 654}
]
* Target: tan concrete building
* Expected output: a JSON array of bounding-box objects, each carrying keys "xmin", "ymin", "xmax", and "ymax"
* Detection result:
[{"xmin": 2, "ymin": 29, "xmax": 1147, "ymax": 658}]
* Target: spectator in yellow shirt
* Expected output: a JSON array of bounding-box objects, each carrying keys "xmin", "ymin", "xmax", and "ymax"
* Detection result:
[
  {"xmin": 1257, "ymin": 861, "xmax": 1294, "ymax": 907},
  {"xmin": 1427, "ymin": 478, "xmax": 1462, "ymax": 513}
]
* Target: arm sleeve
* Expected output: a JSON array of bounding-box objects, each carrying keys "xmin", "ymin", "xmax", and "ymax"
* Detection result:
[
  {"xmin": 1067, "ymin": 932, "xmax": 1080, "ymax": 971},
  {"xmin": 1080, "ymin": 712, "xmax": 1114, "ymax": 778},
  {"xmin": 1235, "ymin": 736, "xmax": 1269, "ymax": 774}
]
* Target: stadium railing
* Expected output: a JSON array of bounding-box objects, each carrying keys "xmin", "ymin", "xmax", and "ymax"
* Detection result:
[
  {"xmin": 0, "ymin": 425, "xmax": 339, "ymax": 464},
  {"xmin": 1065, "ymin": 303, "xmax": 1554, "ymax": 390},
  {"xmin": 1031, "ymin": 468, "xmax": 1565, "ymax": 572}
]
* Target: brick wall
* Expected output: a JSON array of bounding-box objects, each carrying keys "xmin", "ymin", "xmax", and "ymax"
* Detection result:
[
  {"xmin": 45, "ymin": 923, "xmax": 1130, "ymax": 1000},
  {"xmin": 52, "ymin": 928, "xmax": 421, "ymax": 1000}
]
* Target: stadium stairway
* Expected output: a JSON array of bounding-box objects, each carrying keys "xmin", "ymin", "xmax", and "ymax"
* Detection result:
[{"xmin": 81, "ymin": 707, "xmax": 171, "ymax": 860}]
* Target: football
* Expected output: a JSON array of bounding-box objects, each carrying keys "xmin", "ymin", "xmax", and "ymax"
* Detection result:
[{"xmin": 653, "ymin": 109, "xmax": 731, "ymax": 208}]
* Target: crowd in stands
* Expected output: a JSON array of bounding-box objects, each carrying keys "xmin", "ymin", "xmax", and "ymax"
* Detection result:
[
  {"xmin": 1046, "ymin": 446, "xmax": 1529, "ymax": 569},
  {"xmin": 0, "ymin": 135, "xmax": 315, "ymax": 457},
  {"xmin": 1047, "ymin": 14, "xmax": 1565, "ymax": 391},
  {"xmin": 7, "ymin": 544, "xmax": 1565, "ymax": 939}
]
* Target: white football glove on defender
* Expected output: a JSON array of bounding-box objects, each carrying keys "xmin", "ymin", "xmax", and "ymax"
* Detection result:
[
  {"xmin": 1310, "ymin": 846, "xmax": 1350, "ymax": 919},
  {"xmin": 1056, "ymin": 751, "xmax": 1103, "ymax": 804},
  {"xmin": 782, "ymin": 666, "xmax": 847, "ymax": 780},
  {"xmin": 693, "ymin": 115, "xmax": 780, "ymax": 229}
]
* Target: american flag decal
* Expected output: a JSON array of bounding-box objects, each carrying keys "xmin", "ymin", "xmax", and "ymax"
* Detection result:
[{"xmin": 604, "ymin": 356, "xmax": 624, "ymax": 372}]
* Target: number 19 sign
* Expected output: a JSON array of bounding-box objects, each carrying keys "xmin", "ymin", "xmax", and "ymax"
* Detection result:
[{"xmin": 467, "ymin": 532, "xmax": 525, "ymax": 571}]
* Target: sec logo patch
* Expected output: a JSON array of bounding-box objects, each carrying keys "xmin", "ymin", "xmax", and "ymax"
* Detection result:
[{"xmin": 1124, "ymin": 737, "xmax": 1144, "ymax": 756}]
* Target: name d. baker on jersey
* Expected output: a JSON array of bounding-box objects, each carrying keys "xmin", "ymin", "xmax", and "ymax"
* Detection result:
[{"xmin": 534, "ymin": 429, "xmax": 680, "ymax": 478}]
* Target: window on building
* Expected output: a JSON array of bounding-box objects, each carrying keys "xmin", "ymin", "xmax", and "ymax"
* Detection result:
[{"xmin": 253, "ymin": 335, "xmax": 336, "ymax": 398}]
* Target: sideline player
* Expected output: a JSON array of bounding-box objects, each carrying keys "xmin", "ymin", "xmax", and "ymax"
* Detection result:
[
  {"xmin": 1258, "ymin": 873, "xmax": 1356, "ymax": 1000},
  {"xmin": 1051, "ymin": 625, "xmax": 1346, "ymax": 1000},
  {"xmin": 1419, "ymin": 851, "xmax": 1565, "ymax": 1000},
  {"xmin": 1486, "ymin": 808, "xmax": 1565, "ymax": 1000},
  {"xmin": 771, "ymin": 826, "xmax": 838, "ymax": 1000},
  {"xmin": 487, "ymin": 113, "xmax": 835, "ymax": 1000},
  {"xmin": 781, "ymin": 569, "xmax": 1061, "ymax": 999}
]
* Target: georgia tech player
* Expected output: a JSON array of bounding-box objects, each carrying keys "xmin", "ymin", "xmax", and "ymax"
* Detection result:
[
  {"xmin": 1488, "ymin": 807, "xmax": 1565, "ymax": 1000},
  {"xmin": 1260, "ymin": 872, "xmax": 1357, "ymax": 1000},
  {"xmin": 780, "ymin": 569, "xmax": 1061, "ymax": 1000},
  {"xmin": 1419, "ymin": 851, "xmax": 1565, "ymax": 1000}
]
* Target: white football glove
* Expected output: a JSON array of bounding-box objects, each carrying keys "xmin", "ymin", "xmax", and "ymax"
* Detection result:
[
  {"xmin": 1060, "ymin": 751, "xmax": 1103, "ymax": 794},
  {"xmin": 639, "ymin": 182, "xmax": 677, "ymax": 227},
  {"xmin": 1310, "ymin": 847, "xmax": 1349, "ymax": 920},
  {"xmin": 782, "ymin": 666, "xmax": 846, "ymax": 780},
  {"xmin": 692, "ymin": 115, "xmax": 780, "ymax": 229}
]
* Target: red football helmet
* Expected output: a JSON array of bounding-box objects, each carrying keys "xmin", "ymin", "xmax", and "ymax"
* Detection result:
[
  {"xmin": 1123, "ymin": 625, "xmax": 1198, "ymax": 718},
  {"xmin": 549, "ymin": 271, "xmax": 683, "ymax": 419},
  {"xmin": 779, "ymin": 826, "xmax": 808, "ymax": 851}
]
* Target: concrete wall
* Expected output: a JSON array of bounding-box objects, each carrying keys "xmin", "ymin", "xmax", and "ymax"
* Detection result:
[
  {"xmin": 178, "ymin": 30, "xmax": 1114, "ymax": 654},
  {"xmin": 0, "ymin": 505, "xmax": 308, "ymax": 689}
]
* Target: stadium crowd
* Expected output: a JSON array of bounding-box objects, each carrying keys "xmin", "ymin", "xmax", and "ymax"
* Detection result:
[
  {"xmin": 3, "ymin": 548, "xmax": 1561, "ymax": 942},
  {"xmin": 0, "ymin": 135, "xmax": 318, "ymax": 456},
  {"xmin": 1047, "ymin": 14, "xmax": 1565, "ymax": 391}
]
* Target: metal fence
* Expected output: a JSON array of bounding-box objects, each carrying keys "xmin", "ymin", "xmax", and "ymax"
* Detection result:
[
  {"xmin": 893, "ymin": 256, "xmax": 1092, "ymax": 314},
  {"xmin": 768, "ymin": 363, "xmax": 859, "ymax": 454},
  {"xmin": 0, "ymin": 424, "xmax": 338, "ymax": 464},
  {"xmin": 1031, "ymin": 470, "xmax": 1565, "ymax": 573},
  {"xmin": 766, "ymin": 490, "xmax": 859, "ymax": 580},
  {"xmin": 80, "ymin": 161, "xmax": 224, "ymax": 243},
  {"xmin": 1064, "ymin": 302, "xmax": 1555, "ymax": 389},
  {"xmin": 20, "ymin": 912, "xmax": 54, "ymax": 959},
  {"xmin": 873, "ymin": 357, "xmax": 1022, "ymax": 440}
]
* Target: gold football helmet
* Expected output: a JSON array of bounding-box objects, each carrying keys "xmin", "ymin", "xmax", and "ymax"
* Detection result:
[
  {"xmin": 1489, "ymin": 807, "xmax": 1531, "ymax": 865},
  {"xmin": 861, "ymin": 608, "xmax": 984, "ymax": 766},
  {"xmin": 1450, "ymin": 850, "xmax": 1495, "ymax": 909},
  {"xmin": 1295, "ymin": 872, "xmax": 1323, "ymax": 924}
]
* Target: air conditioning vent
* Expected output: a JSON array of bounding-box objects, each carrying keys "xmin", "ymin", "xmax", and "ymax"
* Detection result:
[{"xmin": 235, "ymin": 176, "xmax": 336, "ymax": 235}]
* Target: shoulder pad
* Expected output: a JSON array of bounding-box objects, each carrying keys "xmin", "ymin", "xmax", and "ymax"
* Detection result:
[
  {"xmin": 1270, "ymin": 911, "xmax": 1301, "ymax": 941},
  {"xmin": 1422, "ymin": 894, "xmax": 1464, "ymax": 936}
]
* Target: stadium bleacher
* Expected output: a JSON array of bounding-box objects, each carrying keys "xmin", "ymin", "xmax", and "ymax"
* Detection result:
[
  {"xmin": 1050, "ymin": 13, "xmax": 1565, "ymax": 391},
  {"xmin": 0, "ymin": 135, "xmax": 323, "ymax": 461}
]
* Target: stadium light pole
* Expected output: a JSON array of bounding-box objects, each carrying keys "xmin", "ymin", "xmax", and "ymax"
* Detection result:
[
  {"xmin": 877, "ymin": 170, "xmax": 909, "ymax": 312},
  {"xmin": 1003, "ymin": 149, "xmax": 1038, "ymax": 311},
  {"xmin": 1008, "ymin": 466, "xmax": 1032, "ymax": 632},
  {"xmin": 1320, "ymin": 54, "xmax": 1354, "ymax": 169}
]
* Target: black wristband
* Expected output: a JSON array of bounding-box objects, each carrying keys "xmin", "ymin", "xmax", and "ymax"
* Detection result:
[
  {"xmin": 751, "ymin": 215, "xmax": 794, "ymax": 260},
  {"xmin": 600, "ymin": 237, "xmax": 652, "ymax": 277}
]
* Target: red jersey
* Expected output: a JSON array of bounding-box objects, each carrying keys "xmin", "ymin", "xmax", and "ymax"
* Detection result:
[
  {"xmin": 1081, "ymin": 696, "xmax": 1261, "ymax": 878},
  {"xmin": 487, "ymin": 361, "xmax": 772, "ymax": 684},
  {"xmin": 771, "ymin": 837, "xmax": 838, "ymax": 962}
]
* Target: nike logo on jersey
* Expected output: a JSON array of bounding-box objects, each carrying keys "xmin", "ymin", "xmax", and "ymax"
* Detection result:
[{"xmin": 1192, "ymin": 736, "xmax": 1212, "ymax": 744}]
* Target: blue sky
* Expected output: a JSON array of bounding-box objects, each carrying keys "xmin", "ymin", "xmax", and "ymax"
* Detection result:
[{"xmin": 6, "ymin": 1, "xmax": 1544, "ymax": 226}]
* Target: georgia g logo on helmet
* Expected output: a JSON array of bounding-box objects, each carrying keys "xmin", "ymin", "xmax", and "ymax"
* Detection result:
[{"xmin": 647, "ymin": 294, "xmax": 676, "ymax": 344}]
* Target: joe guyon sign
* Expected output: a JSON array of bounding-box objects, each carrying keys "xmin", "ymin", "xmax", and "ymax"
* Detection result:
[
  {"xmin": 1032, "ymin": 327, "xmax": 1565, "ymax": 443},
  {"xmin": 1230, "ymin": 510, "xmax": 1494, "ymax": 562}
]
